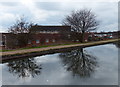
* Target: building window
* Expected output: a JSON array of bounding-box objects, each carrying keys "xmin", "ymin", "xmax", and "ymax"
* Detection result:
[
  {"xmin": 28, "ymin": 41, "xmax": 31, "ymax": 44},
  {"xmin": 52, "ymin": 39, "xmax": 55, "ymax": 42},
  {"xmin": 85, "ymin": 39, "xmax": 88, "ymax": 42},
  {"xmin": 68, "ymin": 34, "xmax": 71, "ymax": 38},
  {"xmin": 89, "ymin": 35, "xmax": 92, "ymax": 37},
  {"xmin": 15, "ymin": 40, "xmax": 19, "ymax": 45},
  {"xmin": 36, "ymin": 40, "xmax": 40, "ymax": 43},
  {"xmin": 0, "ymin": 41, "xmax": 5, "ymax": 46},
  {"xmin": 110, "ymin": 36, "xmax": 113, "ymax": 38},
  {"xmin": 46, "ymin": 39, "xmax": 49, "ymax": 43}
]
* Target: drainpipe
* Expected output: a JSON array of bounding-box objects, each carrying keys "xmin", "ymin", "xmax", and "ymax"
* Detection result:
[{"xmin": 3, "ymin": 35, "xmax": 7, "ymax": 49}]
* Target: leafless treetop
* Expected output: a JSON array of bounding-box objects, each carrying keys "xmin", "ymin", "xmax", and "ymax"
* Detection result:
[
  {"xmin": 63, "ymin": 9, "xmax": 99, "ymax": 33},
  {"xmin": 8, "ymin": 16, "xmax": 34, "ymax": 34}
]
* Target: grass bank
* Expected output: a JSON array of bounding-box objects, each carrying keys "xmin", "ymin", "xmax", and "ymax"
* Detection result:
[
  {"xmin": 1, "ymin": 38, "xmax": 119, "ymax": 54},
  {"xmin": 0, "ymin": 42, "xmax": 80, "ymax": 52}
]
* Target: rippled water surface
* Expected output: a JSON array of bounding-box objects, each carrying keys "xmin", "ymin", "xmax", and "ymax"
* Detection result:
[{"xmin": 1, "ymin": 44, "xmax": 118, "ymax": 85}]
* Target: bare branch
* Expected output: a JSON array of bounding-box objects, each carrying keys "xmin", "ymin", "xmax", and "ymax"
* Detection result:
[
  {"xmin": 62, "ymin": 9, "xmax": 99, "ymax": 42},
  {"xmin": 7, "ymin": 16, "xmax": 35, "ymax": 48}
]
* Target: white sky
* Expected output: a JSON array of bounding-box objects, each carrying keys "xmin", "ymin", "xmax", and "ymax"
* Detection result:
[{"xmin": 0, "ymin": 0, "xmax": 119, "ymax": 32}]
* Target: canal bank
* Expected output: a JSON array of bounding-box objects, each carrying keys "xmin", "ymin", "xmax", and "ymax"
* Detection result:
[
  {"xmin": 1, "ymin": 39, "xmax": 119, "ymax": 62},
  {"xmin": 2, "ymin": 44, "xmax": 118, "ymax": 85}
]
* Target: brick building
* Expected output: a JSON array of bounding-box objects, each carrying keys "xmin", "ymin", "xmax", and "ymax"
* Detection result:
[
  {"xmin": 0, "ymin": 25, "xmax": 71, "ymax": 49},
  {"xmin": 28, "ymin": 25, "xmax": 71, "ymax": 47},
  {"xmin": 68, "ymin": 31, "xmax": 119, "ymax": 42},
  {"xmin": 0, "ymin": 33, "xmax": 13, "ymax": 49},
  {"xmin": 0, "ymin": 25, "xmax": 119, "ymax": 49}
]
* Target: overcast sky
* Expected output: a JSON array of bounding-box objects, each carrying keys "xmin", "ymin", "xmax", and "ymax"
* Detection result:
[{"xmin": 0, "ymin": 0, "xmax": 118, "ymax": 32}]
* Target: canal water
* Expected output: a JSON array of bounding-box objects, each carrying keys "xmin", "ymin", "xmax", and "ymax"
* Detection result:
[{"xmin": 1, "ymin": 44, "xmax": 118, "ymax": 85}]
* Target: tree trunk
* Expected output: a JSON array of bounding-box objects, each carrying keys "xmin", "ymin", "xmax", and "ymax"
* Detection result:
[{"xmin": 81, "ymin": 48, "xmax": 85, "ymax": 67}]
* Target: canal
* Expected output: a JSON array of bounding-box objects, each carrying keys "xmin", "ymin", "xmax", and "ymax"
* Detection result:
[{"xmin": 1, "ymin": 44, "xmax": 118, "ymax": 85}]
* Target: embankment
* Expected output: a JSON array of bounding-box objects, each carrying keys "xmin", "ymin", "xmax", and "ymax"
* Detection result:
[{"xmin": 1, "ymin": 38, "xmax": 119, "ymax": 62}]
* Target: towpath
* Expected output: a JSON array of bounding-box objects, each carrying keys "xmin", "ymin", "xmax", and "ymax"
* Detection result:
[{"xmin": 1, "ymin": 39, "xmax": 119, "ymax": 57}]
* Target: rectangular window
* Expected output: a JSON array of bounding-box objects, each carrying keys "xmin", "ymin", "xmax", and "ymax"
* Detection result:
[
  {"xmin": 36, "ymin": 40, "xmax": 40, "ymax": 43},
  {"xmin": 28, "ymin": 41, "xmax": 31, "ymax": 44},
  {"xmin": 68, "ymin": 34, "xmax": 71, "ymax": 38},
  {"xmin": 46, "ymin": 39, "xmax": 49, "ymax": 43},
  {"xmin": 52, "ymin": 39, "xmax": 55, "ymax": 42},
  {"xmin": 0, "ymin": 41, "xmax": 5, "ymax": 46}
]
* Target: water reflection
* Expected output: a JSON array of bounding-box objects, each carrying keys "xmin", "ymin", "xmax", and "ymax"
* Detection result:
[
  {"xmin": 59, "ymin": 48, "xmax": 98, "ymax": 78},
  {"xmin": 7, "ymin": 57, "xmax": 42, "ymax": 78},
  {"xmin": 114, "ymin": 41, "xmax": 120, "ymax": 48}
]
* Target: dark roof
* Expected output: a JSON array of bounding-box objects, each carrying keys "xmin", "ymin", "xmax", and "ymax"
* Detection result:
[{"xmin": 30, "ymin": 25, "xmax": 71, "ymax": 32}]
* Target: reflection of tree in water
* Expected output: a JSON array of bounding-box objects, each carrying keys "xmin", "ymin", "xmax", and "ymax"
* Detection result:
[
  {"xmin": 59, "ymin": 48, "xmax": 98, "ymax": 77},
  {"xmin": 7, "ymin": 57, "xmax": 42, "ymax": 78}
]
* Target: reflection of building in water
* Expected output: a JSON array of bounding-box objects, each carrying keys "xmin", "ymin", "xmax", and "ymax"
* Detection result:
[
  {"xmin": 59, "ymin": 48, "xmax": 98, "ymax": 77},
  {"xmin": 113, "ymin": 40, "xmax": 120, "ymax": 48}
]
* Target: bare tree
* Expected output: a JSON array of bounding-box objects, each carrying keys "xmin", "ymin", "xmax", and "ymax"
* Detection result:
[
  {"xmin": 7, "ymin": 57, "xmax": 42, "ymax": 78},
  {"xmin": 8, "ymin": 16, "xmax": 34, "ymax": 34},
  {"xmin": 8, "ymin": 16, "xmax": 35, "ymax": 48},
  {"xmin": 59, "ymin": 48, "xmax": 98, "ymax": 77},
  {"xmin": 63, "ymin": 9, "xmax": 99, "ymax": 42}
]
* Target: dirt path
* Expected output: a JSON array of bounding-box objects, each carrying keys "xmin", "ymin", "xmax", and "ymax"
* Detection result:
[{"xmin": 1, "ymin": 39, "xmax": 119, "ymax": 56}]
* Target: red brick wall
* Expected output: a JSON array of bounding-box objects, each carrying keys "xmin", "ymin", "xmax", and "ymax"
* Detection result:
[{"xmin": 27, "ymin": 33, "xmax": 62, "ymax": 47}]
